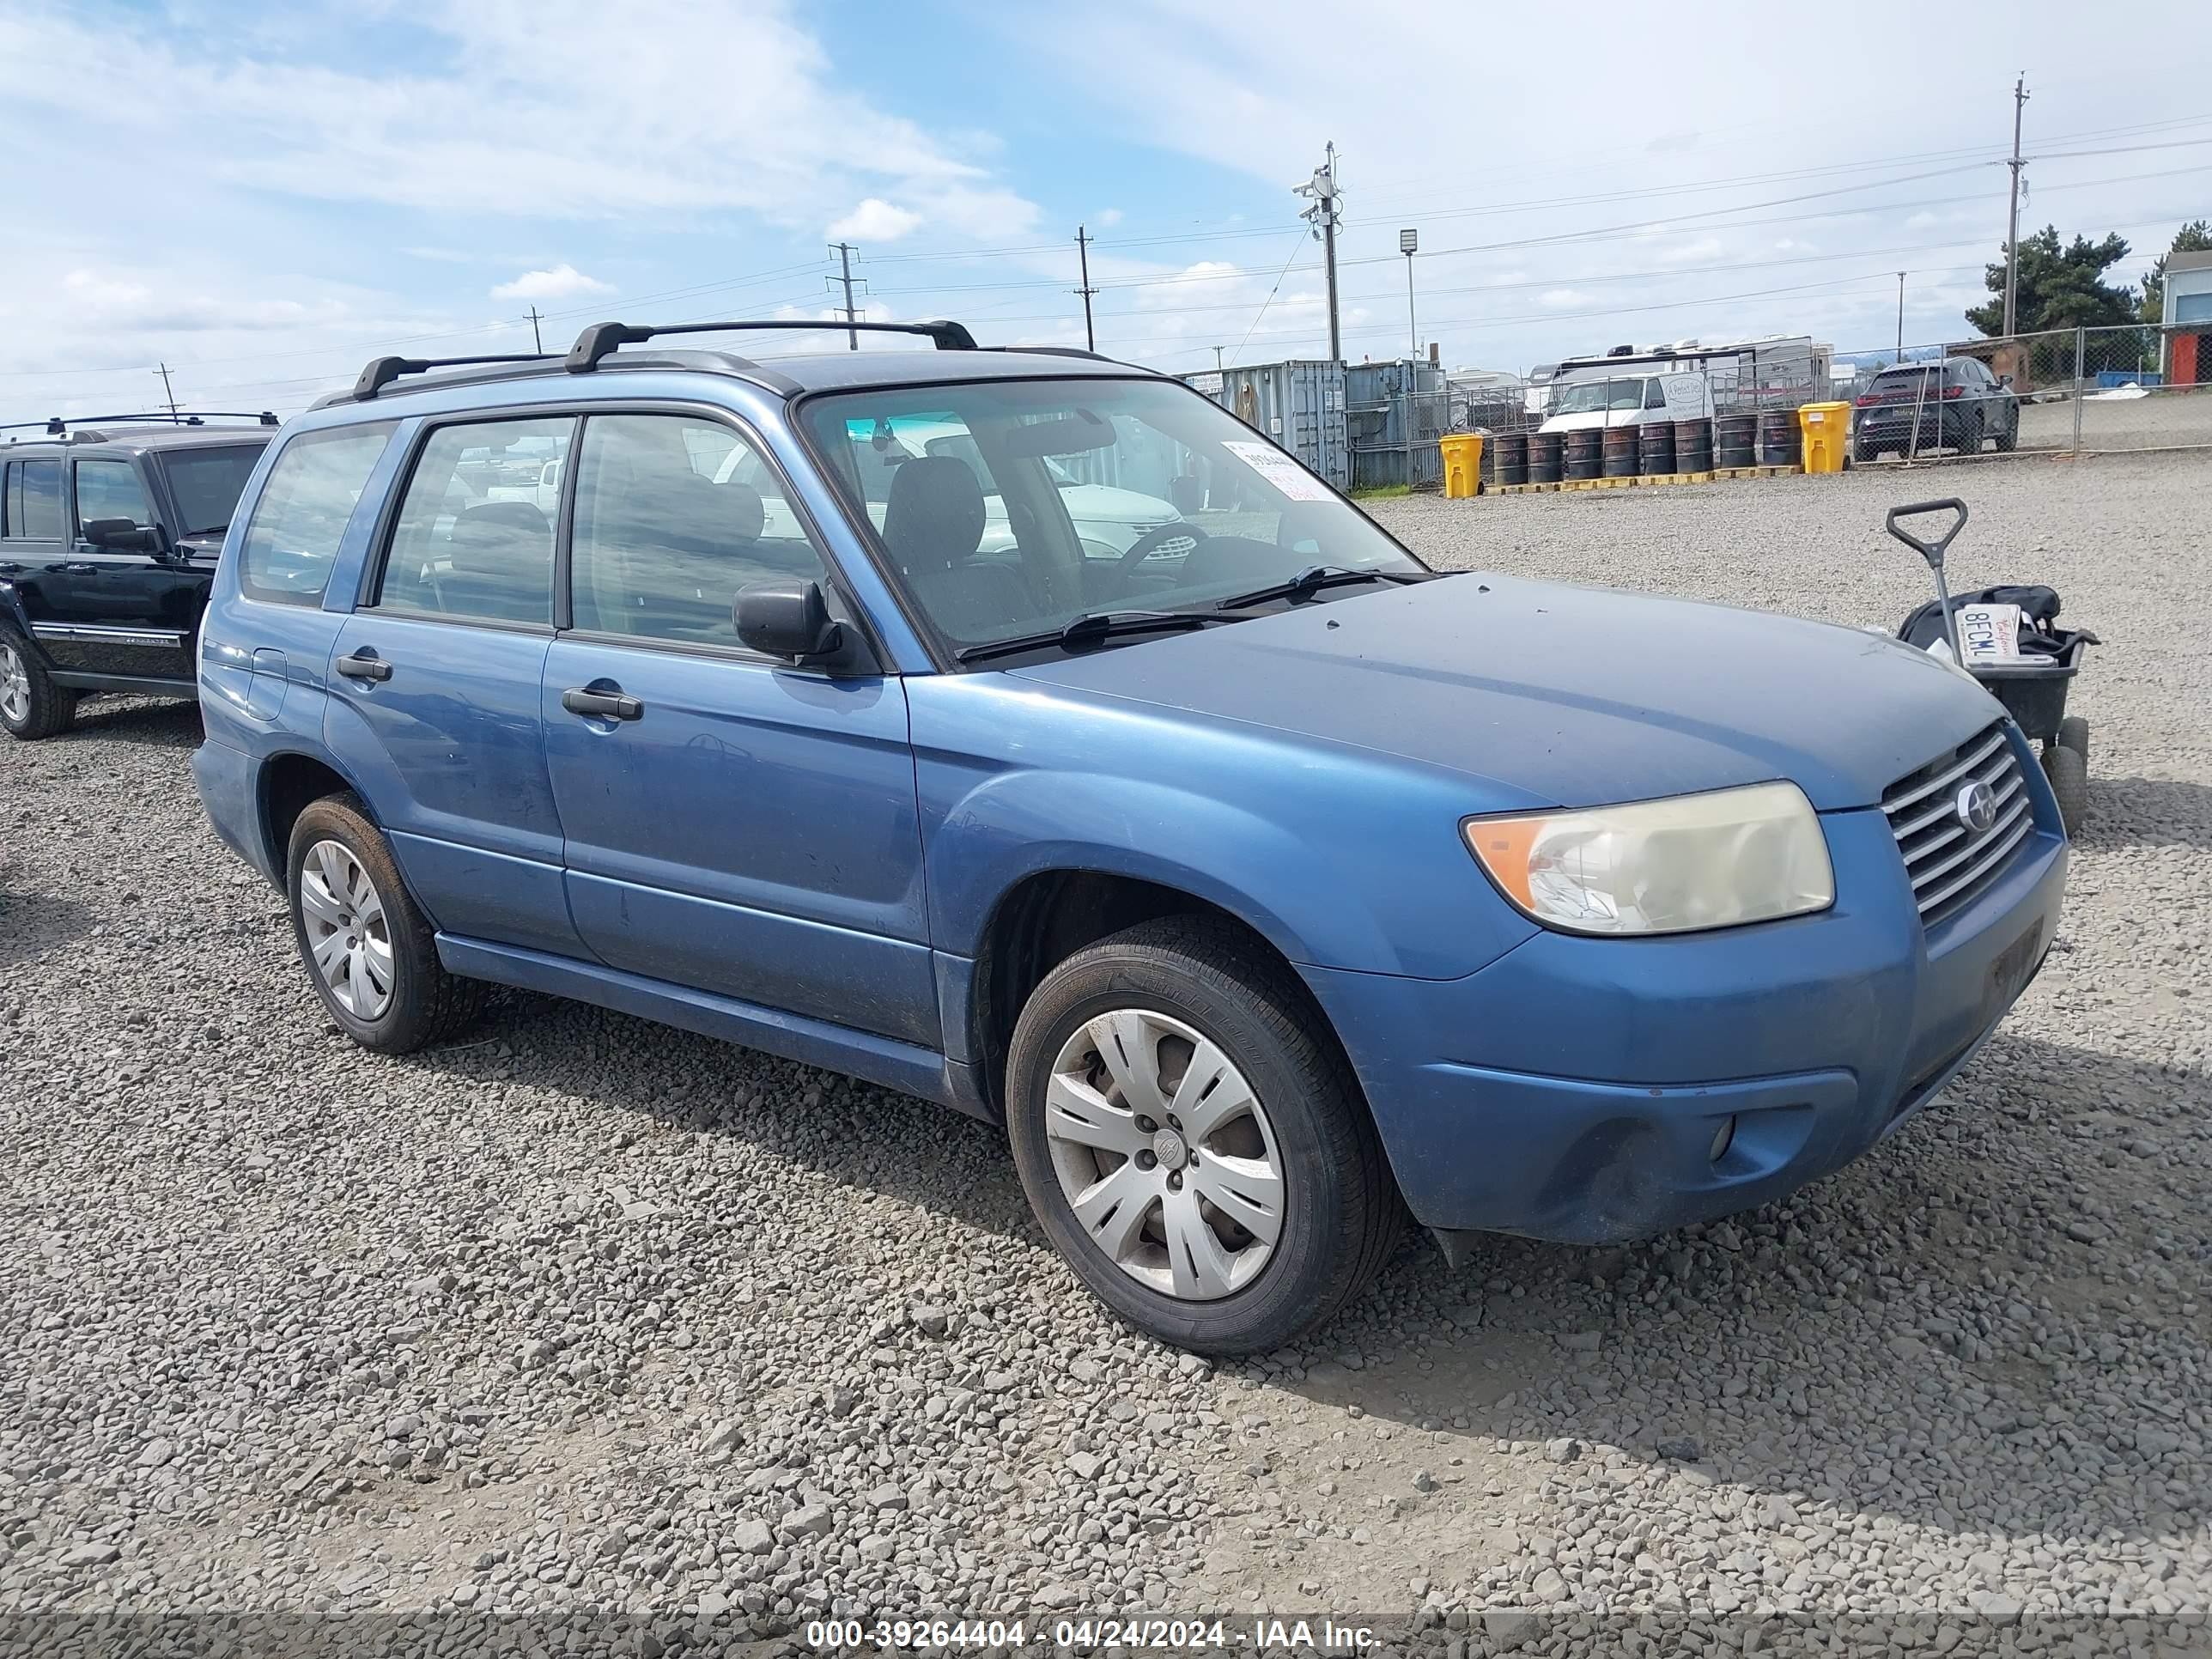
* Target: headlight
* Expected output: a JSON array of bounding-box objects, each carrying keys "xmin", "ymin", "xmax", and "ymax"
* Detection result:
[{"xmin": 1462, "ymin": 781, "xmax": 1834, "ymax": 936}]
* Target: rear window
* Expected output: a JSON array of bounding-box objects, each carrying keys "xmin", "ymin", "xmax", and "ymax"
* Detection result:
[
  {"xmin": 3, "ymin": 459, "xmax": 62, "ymax": 541},
  {"xmin": 236, "ymin": 425, "xmax": 395, "ymax": 606}
]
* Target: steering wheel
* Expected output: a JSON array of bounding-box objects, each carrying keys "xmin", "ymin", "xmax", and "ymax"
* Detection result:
[{"xmin": 1114, "ymin": 520, "xmax": 1208, "ymax": 589}]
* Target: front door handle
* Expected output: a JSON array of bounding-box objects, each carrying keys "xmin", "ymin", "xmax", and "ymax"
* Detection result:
[
  {"xmin": 562, "ymin": 686, "xmax": 643, "ymax": 722},
  {"xmin": 60, "ymin": 561, "xmax": 98, "ymax": 574},
  {"xmin": 333, "ymin": 650, "xmax": 392, "ymax": 682}
]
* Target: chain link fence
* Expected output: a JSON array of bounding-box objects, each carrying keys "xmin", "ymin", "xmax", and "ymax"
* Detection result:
[{"xmin": 1832, "ymin": 325, "xmax": 2212, "ymax": 465}]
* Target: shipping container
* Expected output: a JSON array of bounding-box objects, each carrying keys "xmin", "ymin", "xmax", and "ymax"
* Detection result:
[
  {"xmin": 1346, "ymin": 359, "xmax": 1447, "ymax": 490},
  {"xmin": 1179, "ymin": 361, "xmax": 1350, "ymax": 490}
]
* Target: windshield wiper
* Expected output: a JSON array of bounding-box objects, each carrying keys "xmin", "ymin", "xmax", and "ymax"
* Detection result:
[
  {"xmin": 954, "ymin": 609, "xmax": 1216, "ymax": 665},
  {"xmin": 185, "ymin": 523, "xmax": 228, "ymax": 538},
  {"xmin": 1213, "ymin": 564, "xmax": 1428, "ymax": 612}
]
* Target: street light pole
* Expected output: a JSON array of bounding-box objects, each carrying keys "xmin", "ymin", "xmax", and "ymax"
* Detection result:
[
  {"xmin": 1400, "ymin": 228, "xmax": 1419, "ymax": 357},
  {"xmin": 1896, "ymin": 271, "xmax": 1906, "ymax": 361}
]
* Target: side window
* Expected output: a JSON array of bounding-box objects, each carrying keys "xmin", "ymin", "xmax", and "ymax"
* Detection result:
[
  {"xmin": 236, "ymin": 424, "xmax": 396, "ymax": 606},
  {"xmin": 374, "ymin": 417, "xmax": 571, "ymax": 625},
  {"xmin": 1643, "ymin": 379, "xmax": 1667, "ymax": 410},
  {"xmin": 568, "ymin": 413, "xmax": 835, "ymax": 648},
  {"xmin": 6, "ymin": 459, "xmax": 62, "ymax": 541},
  {"xmin": 73, "ymin": 459, "xmax": 155, "ymax": 534}
]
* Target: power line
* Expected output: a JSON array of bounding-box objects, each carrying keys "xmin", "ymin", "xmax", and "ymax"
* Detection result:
[{"xmin": 1225, "ymin": 233, "xmax": 1311, "ymax": 368}]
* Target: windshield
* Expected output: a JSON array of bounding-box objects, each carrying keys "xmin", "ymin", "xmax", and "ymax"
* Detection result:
[
  {"xmin": 1548, "ymin": 377, "xmax": 1650, "ymax": 416},
  {"xmin": 157, "ymin": 443, "xmax": 267, "ymax": 537},
  {"xmin": 800, "ymin": 377, "xmax": 1424, "ymax": 658}
]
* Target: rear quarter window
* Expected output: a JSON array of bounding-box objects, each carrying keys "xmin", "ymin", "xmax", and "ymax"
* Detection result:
[{"xmin": 236, "ymin": 424, "xmax": 396, "ymax": 605}]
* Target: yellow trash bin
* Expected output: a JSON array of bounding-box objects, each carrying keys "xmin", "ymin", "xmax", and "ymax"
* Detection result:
[
  {"xmin": 1797, "ymin": 402, "xmax": 1850, "ymax": 474},
  {"xmin": 1439, "ymin": 433, "xmax": 1485, "ymax": 498}
]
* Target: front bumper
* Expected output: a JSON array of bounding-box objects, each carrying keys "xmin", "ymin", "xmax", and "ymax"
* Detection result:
[{"xmin": 1304, "ymin": 763, "xmax": 2068, "ymax": 1243}]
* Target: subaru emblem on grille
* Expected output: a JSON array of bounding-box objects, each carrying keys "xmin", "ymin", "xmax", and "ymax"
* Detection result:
[{"xmin": 1954, "ymin": 779, "xmax": 1998, "ymax": 835}]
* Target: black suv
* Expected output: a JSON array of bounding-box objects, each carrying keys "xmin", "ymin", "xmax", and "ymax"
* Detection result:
[
  {"xmin": 1852, "ymin": 359, "xmax": 2020, "ymax": 462},
  {"xmin": 0, "ymin": 414, "xmax": 276, "ymax": 738}
]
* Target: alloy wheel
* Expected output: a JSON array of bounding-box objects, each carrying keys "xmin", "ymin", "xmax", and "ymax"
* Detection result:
[
  {"xmin": 0, "ymin": 642, "xmax": 29, "ymax": 726},
  {"xmin": 299, "ymin": 839, "xmax": 394, "ymax": 1019},
  {"xmin": 1043, "ymin": 1007, "xmax": 1285, "ymax": 1301}
]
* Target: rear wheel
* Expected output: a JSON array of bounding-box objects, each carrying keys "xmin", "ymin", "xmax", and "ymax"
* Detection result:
[
  {"xmin": 2042, "ymin": 743, "xmax": 2089, "ymax": 838},
  {"xmin": 1005, "ymin": 916, "xmax": 1399, "ymax": 1354},
  {"xmin": 0, "ymin": 629, "xmax": 77, "ymax": 741},
  {"xmin": 286, "ymin": 792, "xmax": 486, "ymax": 1053}
]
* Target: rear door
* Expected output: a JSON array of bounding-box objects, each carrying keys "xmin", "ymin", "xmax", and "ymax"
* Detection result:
[
  {"xmin": 0, "ymin": 456, "xmax": 67, "ymax": 642},
  {"xmin": 541, "ymin": 409, "xmax": 934, "ymax": 1045},
  {"xmin": 325, "ymin": 413, "xmax": 587, "ymax": 958}
]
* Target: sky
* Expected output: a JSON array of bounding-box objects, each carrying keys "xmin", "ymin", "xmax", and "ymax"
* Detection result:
[{"xmin": 2, "ymin": 0, "xmax": 2208, "ymax": 426}]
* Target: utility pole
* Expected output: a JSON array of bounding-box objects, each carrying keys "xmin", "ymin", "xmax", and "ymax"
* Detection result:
[
  {"xmin": 1295, "ymin": 143, "xmax": 1343, "ymax": 362},
  {"xmin": 2002, "ymin": 74, "xmax": 2029, "ymax": 339},
  {"xmin": 526, "ymin": 307, "xmax": 544, "ymax": 354},
  {"xmin": 1400, "ymin": 228, "xmax": 1419, "ymax": 356},
  {"xmin": 1897, "ymin": 272, "xmax": 1906, "ymax": 361},
  {"xmin": 155, "ymin": 362, "xmax": 179, "ymax": 416},
  {"xmin": 1213, "ymin": 345, "xmax": 1224, "ymax": 372},
  {"xmin": 830, "ymin": 242, "xmax": 861, "ymax": 349},
  {"xmin": 1073, "ymin": 225, "xmax": 1098, "ymax": 353}
]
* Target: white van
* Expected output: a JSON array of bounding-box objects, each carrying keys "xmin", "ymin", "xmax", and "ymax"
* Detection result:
[{"xmin": 1537, "ymin": 367, "xmax": 1713, "ymax": 435}]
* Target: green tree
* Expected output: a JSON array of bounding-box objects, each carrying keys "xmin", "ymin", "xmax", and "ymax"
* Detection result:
[
  {"xmin": 2141, "ymin": 219, "xmax": 2212, "ymax": 324},
  {"xmin": 1966, "ymin": 225, "xmax": 2137, "ymax": 336}
]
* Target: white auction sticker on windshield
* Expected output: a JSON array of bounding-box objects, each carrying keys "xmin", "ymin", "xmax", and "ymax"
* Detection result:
[{"xmin": 1222, "ymin": 439, "xmax": 1334, "ymax": 501}]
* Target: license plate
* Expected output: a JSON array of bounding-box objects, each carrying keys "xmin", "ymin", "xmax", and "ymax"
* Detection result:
[{"xmin": 1986, "ymin": 919, "xmax": 2045, "ymax": 1019}]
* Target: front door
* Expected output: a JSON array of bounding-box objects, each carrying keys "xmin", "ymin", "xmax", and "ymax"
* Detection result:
[
  {"xmin": 43, "ymin": 456, "xmax": 201, "ymax": 682},
  {"xmin": 325, "ymin": 414, "xmax": 587, "ymax": 958},
  {"xmin": 540, "ymin": 410, "xmax": 935, "ymax": 1046}
]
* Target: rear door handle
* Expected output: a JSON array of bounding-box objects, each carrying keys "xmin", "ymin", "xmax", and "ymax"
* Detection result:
[
  {"xmin": 60, "ymin": 562, "xmax": 98, "ymax": 574},
  {"xmin": 562, "ymin": 687, "xmax": 643, "ymax": 722},
  {"xmin": 334, "ymin": 651, "xmax": 392, "ymax": 682}
]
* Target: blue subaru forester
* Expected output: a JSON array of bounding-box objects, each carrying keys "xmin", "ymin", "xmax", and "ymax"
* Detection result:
[{"xmin": 192, "ymin": 320, "xmax": 2065, "ymax": 1353}]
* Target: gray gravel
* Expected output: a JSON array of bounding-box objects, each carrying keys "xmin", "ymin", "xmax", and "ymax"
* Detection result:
[{"xmin": 2, "ymin": 449, "xmax": 2208, "ymax": 1653}]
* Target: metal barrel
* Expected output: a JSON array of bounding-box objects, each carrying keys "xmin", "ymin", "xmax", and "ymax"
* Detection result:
[
  {"xmin": 1601, "ymin": 424, "xmax": 1640, "ymax": 478},
  {"xmin": 1673, "ymin": 416, "xmax": 1713, "ymax": 472},
  {"xmin": 1638, "ymin": 422, "xmax": 1675, "ymax": 477},
  {"xmin": 1714, "ymin": 411, "xmax": 1758, "ymax": 468},
  {"xmin": 1527, "ymin": 431, "xmax": 1563, "ymax": 483},
  {"xmin": 1563, "ymin": 429, "xmax": 1603, "ymax": 480},
  {"xmin": 1492, "ymin": 432, "xmax": 1528, "ymax": 487},
  {"xmin": 1756, "ymin": 409, "xmax": 1799, "ymax": 467}
]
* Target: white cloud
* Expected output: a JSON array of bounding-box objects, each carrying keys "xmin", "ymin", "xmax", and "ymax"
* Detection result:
[
  {"xmin": 1096, "ymin": 208, "xmax": 1125, "ymax": 228},
  {"xmin": 490, "ymin": 264, "xmax": 613, "ymax": 301},
  {"xmin": 1656, "ymin": 236, "xmax": 1724, "ymax": 264},
  {"xmin": 828, "ymin": 199, "xmax": 923, "ymax": 242}
]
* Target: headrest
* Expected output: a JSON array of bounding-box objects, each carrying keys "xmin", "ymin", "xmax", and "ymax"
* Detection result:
[
  {"xmin": 451, "ymin": 501, "xmax": 550, "ymax": 572},
  {"xmin": 883, "ymin": 455, "xmax": 985, "ymax": 568},
  {"xmin": 716, "ymin": 478, "xmax": 765, "ymax": 545}
]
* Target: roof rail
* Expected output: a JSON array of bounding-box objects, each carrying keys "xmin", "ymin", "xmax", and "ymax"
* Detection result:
[
  {"xmin": 981, "ymin": 345, "xmax": 1116, "ymax": 363},
  {"xmin": 565, "ymin": 318, "xmax": 977, "ymax": 374},
  {"xmin": 352, "ymin": 353, "xmax": 554, "ymax": 403},
  {"xmin": 3, "ymin": 410, "xmax": 282, "ymax": 434}
]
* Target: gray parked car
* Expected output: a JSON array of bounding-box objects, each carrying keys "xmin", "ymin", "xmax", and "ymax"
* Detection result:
[{"xmin": 1853, "ymin": 360, "xmax": 2020, "ymax": 461}]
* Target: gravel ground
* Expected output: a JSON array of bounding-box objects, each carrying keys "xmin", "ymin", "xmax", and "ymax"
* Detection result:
[{"xmin": 1, "ymin": 450, "xmax": 2207, "ymax": 1655}]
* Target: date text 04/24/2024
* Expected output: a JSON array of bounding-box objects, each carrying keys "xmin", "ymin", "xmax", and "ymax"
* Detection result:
[{"xmin": 802, "ymin": 1617, "xmax": 1377, "ymax": 1650}]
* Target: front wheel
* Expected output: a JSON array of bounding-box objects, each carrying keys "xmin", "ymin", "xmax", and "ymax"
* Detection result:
[
  {"xmin": 1993, "ymin": 411, "xmax": 2018, "ymax": 453},
  {"xmin": 286, "ymin": 793, "xmax": 485, "ymax": 1053},
  {"xmin": 2042, "ymin": 743, "xmax": 2088, "ymax": 838},
  {"xmin": 0, "ymin": 629, "xmax": 77, "ymax": 741},
  {"xmin": 1005, "ymin": 917, "xmax": 1399, "ymax": 1354}
]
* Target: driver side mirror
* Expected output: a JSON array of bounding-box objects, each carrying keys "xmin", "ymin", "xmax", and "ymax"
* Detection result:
[
  {"xmin": 734, "ymin": 580, "xmax": 846, "ymax": 664},
  {"xmin": 1998, "ymin": 374, "xmax": 2014, "ymax": 388},
  {"xmin": 83, "ymin": 518, "xmax": 164, "ymax": 554}
]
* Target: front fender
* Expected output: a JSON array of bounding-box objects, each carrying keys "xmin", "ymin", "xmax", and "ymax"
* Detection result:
[{"xmin": 908, "ymin": 675, "xmax": 1539, "ymax": 980}]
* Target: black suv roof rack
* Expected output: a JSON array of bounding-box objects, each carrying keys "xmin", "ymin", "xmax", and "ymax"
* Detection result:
[
  {"xmin": 2, "ymin": 410, "xmax": 281, "ymax": 438},
  {"xmin": 564, "ymin": 318, "xmax": 977, "ymax": 373},
  {"xmin": 353, "ymin": 353, "xmax": 556, "ymax": 403},
  {"xmin": 982, "ymin": 344, "xmax": 1115, "ymax": 363}
]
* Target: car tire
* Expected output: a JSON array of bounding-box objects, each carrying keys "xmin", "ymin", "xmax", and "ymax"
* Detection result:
[
  {"xmin": 1005, "ymin": 915, "xmax": 1400, "ymax": 1355},
  {"xmin": 1993, "ymin": 410, "xmax": 2018, "ymax": 453},
  {"xmin": 286, "ymin": 792, "xmax": 487, "ymax": 1054},
  {"xmin": 0, "ymin": 628, "xmax": 78, "ymax": 741},
  {"xmin": 2042, "ymin": 742, "xmax": 2089, "ymax": 838}
]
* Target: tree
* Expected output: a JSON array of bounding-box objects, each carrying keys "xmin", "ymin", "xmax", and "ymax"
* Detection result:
[
  {"xmin": 1966, "ymin": 225, "xmax": 2137, "ymax": 337},
  {"xmin": 2141, "ymin": 220, "xmax": 2212, "ymax": 325}
]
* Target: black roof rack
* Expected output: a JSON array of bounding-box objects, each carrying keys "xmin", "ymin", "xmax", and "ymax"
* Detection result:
[
  {"xmin": 353, "ymin": 353, "xmax": 555, "ymax": 403},
  {"xmin": 982, "ymin": 344, "xmax": 1115, "ymax": 363},
  {"xmin": 0, "ymin": 410, "xmax": 281, "ymax": 436},
  {"xmin": 564, "ymin": 318, "xmax": 977, "ymax": 374}
]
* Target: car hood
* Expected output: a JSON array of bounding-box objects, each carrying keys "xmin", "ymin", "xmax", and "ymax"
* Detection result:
[
  {"xmin": 1008, "ymin": 573, "xmax": 2002, "ymax": 811},
  {"xmin": 1540, "ymin": 410, "xmax": 1632, "ymax": 434}
]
